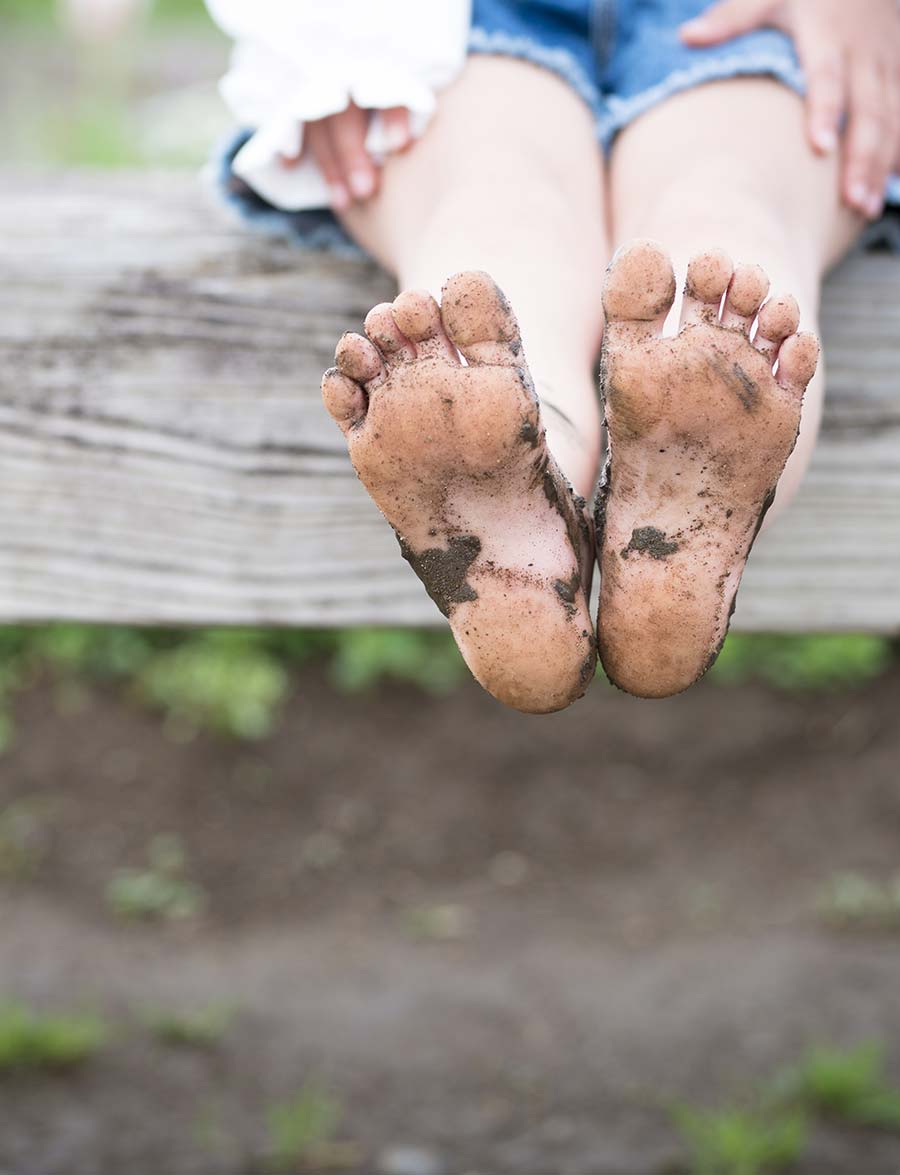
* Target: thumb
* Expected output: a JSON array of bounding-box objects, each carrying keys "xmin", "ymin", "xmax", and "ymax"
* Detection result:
[{"xmin": 680, "ymin": 0, "xmax": 775, "ymax": 45}]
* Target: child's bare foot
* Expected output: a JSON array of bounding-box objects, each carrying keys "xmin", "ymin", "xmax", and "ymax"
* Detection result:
[
  {"xmin": 322, "ymin": 272, "xmax": 596, "ymax": 714},
  {"xmin": 597, "ymin": 241, "xmax": 819, "ymax": 699}
]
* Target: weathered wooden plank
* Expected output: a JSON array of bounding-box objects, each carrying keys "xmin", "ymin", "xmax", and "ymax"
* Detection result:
[{"xmin": 1, "ymin": 170, "xmax": 898, "ymax": 630}]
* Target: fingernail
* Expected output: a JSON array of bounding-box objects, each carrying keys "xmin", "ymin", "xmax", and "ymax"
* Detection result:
[
  {"xmin": 681, "ymin": 17, "xmax": 708, "ymax": 33},
  {"xmin": 866, "ymin": 192, "xmax": 884, "ymax": 219},
  {"xmin": 330, "ymin": 183, "xmax": 350, "ymax": 211},
  {"xmin": 385, "ymin": 124, "xmax": 409, "ymax": 152},
  {"xmin": 348, "ymin": 169, "xmax": 375, "ymax": 200},
  {"xmin": 848, "ymin": 180, "xmax": 868, "ymax": 209},
  {"xmin": 813, "ymin": 127, "xmax": 837, "ymax": 153}
]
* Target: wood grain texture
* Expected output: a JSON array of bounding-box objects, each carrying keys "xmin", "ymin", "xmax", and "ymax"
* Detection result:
[{"xmin": 1, "ymin": 171, "xmax": 898, "ymax": 631}]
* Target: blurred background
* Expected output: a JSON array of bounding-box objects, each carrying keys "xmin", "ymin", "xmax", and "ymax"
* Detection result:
[{"xmin": 2, "ymin": 2, "xmax": 900, "ymax": 1173}]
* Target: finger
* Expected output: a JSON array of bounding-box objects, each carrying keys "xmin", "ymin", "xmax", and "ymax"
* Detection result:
[
  {"xmin": 278, "ymin": 124, "xmax": 304, "ymax": 167},
  {"xmin": 876, "ymin": 63, "xmax": 900, "ymax": 215},
  {"xmin": 305, "ymin": 121, "xmax": 350, "ymax": 212},
  {"xmin": 330, "ymin": 103, "xmax": 378, "ymax": 202},
  {"xmin": 843, "ymin": 59, "xmax": 888, "ymax": 218},
  {"xmin": 794, "ymin": 22, "xmax": 846, "ymax": 155},
  {"xmin": 679, "ymin": 0, "xmax": 773, "ymax": 45},
  {"xmin": 380, "ymin": 106, "xmax": 412, "ymax": 154}
]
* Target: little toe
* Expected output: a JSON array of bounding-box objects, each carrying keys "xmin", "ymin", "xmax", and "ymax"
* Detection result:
[
  {"xmin": 680, "ymin": 247, "xmax": 733, "ymax": 329},
  {"xmin": 322, "ymin": 367, "xmax": 367, "ymax": 433},
  {"xmin": 776, "ymin": 331, "xmax": 820, "ymax": 398},
  {"xmin": 440, "ymin": 270, "xmax": 524, "ymax": 366},
  {"xmin": 603, "ymin": 239, "xmax": 676, "ymax": 335},
  {"xmin": 721, "ymin": 263, "xmax": 770, "ymax": 334},
  {"xmin": 335, "ymin": 332, "xmax": 384, "ymax": 385},
  {"xmin": 755, "ymin": 294, "xmax": 800, "ymax": 365},
  {"xmin": 392, "ymin": 289, "xmax": 459, "ymax": 362},
  {"xmin": 364, "ymin": 303, "xmax": 417, "ymax": 367}
]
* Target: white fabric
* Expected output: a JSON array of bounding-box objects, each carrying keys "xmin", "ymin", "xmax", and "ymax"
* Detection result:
[{"xmin": 206, "ymin": 0, "xmax": 471, "ymax": 210}]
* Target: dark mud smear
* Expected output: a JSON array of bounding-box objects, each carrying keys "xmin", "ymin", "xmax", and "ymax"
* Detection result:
[
  {"xmin": 593, "ymin": 452, "xmax": 612, "ymax": 554},
  {"xmin": 397, "ymin": 533, "xmax": 481, "ymax": 618},
  {"xmin": 532, "ymin": 451, "xmax": 592, "ymax": 582},
  {"xmin": 553, "ymin": 571, "xmax": 581, "ymax": 617},
  {"xmin": 519, "ymin": 419, "xmax": 541, "ymax": 448},
  {"xmin": 707, "ymin": 352, "xmax": 761, "ymax": 413},
  {"xmin": 578, "ymin": 638, "xmax": 598, "ymax": 687},
  {"xmin": 729, "ymin": 362, "xmax": 759, "ymax": 411},
  {"xmin": 621, "ymin": 526, "xmax": 679, "ymax": 561}
]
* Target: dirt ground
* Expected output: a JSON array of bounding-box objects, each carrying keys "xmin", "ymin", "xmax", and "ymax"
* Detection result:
[{"xmin": 2, "ymin": 661, "xmax": 900, "ymax": 1174}]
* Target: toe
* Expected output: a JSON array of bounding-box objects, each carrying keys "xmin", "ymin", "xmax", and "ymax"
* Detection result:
[
  {"xmin": 392, "ymin": 289, "xmax": 459, "ymax": 362},
  {"xmin": 322, "ymin": 367, "xmax": 367, "ymax": 433},
  {"xmin": 755, "ymin": 294, "xmax": 800, "ymax": 365},
  {"xmin": 776, "ymin": 331, "xmax": 820, "ymax": 398},
  {"xmin": 335, "ymin": 332, "xmax": 384, "ymax": 385},
  {"xmin": 603, "ymin": 239, "xmax": 676, "ymax": 334},
  {"xmin": 440, "ymin": 270, "xmax": 524, "ymax": 365},
  {"xmin": 364, "ymin": 303, "xmax": 417, "ymax": 367},
  {"xmin": 721, "ymin": 263, "xmax": 770, "ymax": 334},
  {"xmin": 680, "ymin": 248, "xmax": 733, "ymax": 329}
]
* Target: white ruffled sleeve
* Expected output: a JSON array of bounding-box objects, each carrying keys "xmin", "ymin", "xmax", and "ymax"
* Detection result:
[{"xmin": 206, "ymin": 0, "xmax": 471, "ymax": 211}]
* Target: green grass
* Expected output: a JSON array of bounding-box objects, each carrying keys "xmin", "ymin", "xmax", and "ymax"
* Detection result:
[
  {"xmin": 0, "ymin": 0, "xmax": 209, "ymax": 26},
  {"xmin": 0, "ymin": 625, "xmax": 467, "ymax": 751},
  {"xmin": 0, "ymin": 1003, "xmax": 107, "ymax": 1072},
  {"xmin": 710, "ymin": 633, "xmax": 893, "ymax": 691},
  {"xmin": 772, "ymin": 1044, "xmax": 900, "ymax": 1130},
  {"xmin": 402, "ymin": 903, "xmax": 471, "ymax": 942},
  {"xmin": 672, "ymin": 1043, "xmax": 900, "ymax": 1173},
  {"xmin": 143, "ymin": 1001, "xmax": 237, "ymax": 1048},
  {"xmin": 266, "ymin": 1083, "xmax": 354, "ymax": 1171},
  {"xmin": 818, "ymin": 872, "xmax": 900, "ymax": 931},
  {"xmin": 106, "ymin": 834, "xmax": 206, "ymax": 921},
  {"xmin": 328, "ymin": 628, "xmax": 466, "ymax": 694},
  {"xmin": 138, "ymin": 632, "xmax": 290, "ymax": 740},
  {"xmin": 0, "ymin": 627, "xmax": 895, "ymax": 755},
  {"xmin": 673, "ymin": 1106, "xmax": 808, "ymax": 1175}
]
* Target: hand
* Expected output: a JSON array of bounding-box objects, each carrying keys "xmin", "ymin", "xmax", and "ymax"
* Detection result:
[
  {"xmin": 283, "ymin": 103, "xmax": 412, "ymax": 211},
  {"xmin": 680, "ymin": 0, "xmax": 900, "ymax": 218}
]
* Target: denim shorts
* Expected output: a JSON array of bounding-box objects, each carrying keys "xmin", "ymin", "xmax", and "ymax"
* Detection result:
[{"xmin": 215, "ymin": 0, "xmax": 900, "ymax": 253}]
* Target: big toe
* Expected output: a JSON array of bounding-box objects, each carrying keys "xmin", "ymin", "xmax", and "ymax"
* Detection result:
[
  {"xmin": 440, "ymin": 270, "xmax": 523, "ymax": 365},
  {"xmin": 603, "ymin": 239, "xmax": 676, "ymax": 325}
]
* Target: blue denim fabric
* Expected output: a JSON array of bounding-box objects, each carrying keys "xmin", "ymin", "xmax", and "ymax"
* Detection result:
[
  {"xmin": 470, "ymin": 0, "xmax": 900, "ymax": 207},
  {"xmin": 214, "ymin": 0, "xmax": 900, "ymax": 251}
]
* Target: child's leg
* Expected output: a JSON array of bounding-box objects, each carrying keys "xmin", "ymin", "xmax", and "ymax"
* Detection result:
[
  {"xmin": 609, "ymin": 78, "xmax": 862, "ymax": 516},
  {"xmin": 323, "ymin": 57, "xmax": 610, "ymax": 713},
  {"xmin": 595, "ymin": 78, "xmax": 864, "ymax": 698}
]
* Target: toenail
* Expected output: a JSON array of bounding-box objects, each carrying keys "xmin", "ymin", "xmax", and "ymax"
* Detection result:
[
  {"xmin": 384, "ymin": 124, "xmax": 409, "ymax": 152},
  {"xmin": 349, "ymin": 170, "xmax": 375, "ymax": 200}
]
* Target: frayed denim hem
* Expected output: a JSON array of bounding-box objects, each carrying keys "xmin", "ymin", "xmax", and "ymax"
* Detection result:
[
  {"xmin": 207, "ymin": 128, "xmax": 366, "ymax": 258},
  {"xmin": 596, "ymin": 49, "xmax": 806, "ymax": 147},
  {"xmin": 468, "ymin": 26, "xmax": 602, "ymax": 121}
]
